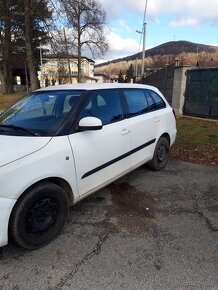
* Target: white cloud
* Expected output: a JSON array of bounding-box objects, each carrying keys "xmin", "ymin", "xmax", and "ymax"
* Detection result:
[
  {"xmin": 118, "ymin": 20, "xmax": 132, "ymax": 32},
  {"xmin": 153, "ymin": 0, "xmax": 218, "ymax": 26},
  {"xmin": 170, "ymin": 18, "xmax": 200, "ymax": 27},
  {"xmin": 101, "ymin": 0, "xmax": 145, "ymax": 18},
  {"xmin": 101, "ymin": 0, "xmax": 218, "ymax": 26},
  {"xmin": 95, "ymin": 29, "xmax": 139, "ymax": 63}
]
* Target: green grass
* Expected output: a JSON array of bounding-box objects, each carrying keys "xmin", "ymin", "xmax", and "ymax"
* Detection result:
[
  {"xmin": 0, "ymin": 93, "xmax": 217, "ymax": 165},
  {"xmin": 0, "ymin": 91, "xmax": 25, "ymax": 111},
  {"xmin": 171, "ymin": 117, "xmax": 218, "ymax": 165}
]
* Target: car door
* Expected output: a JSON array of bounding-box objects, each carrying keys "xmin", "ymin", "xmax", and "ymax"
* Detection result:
[
  {"xmin": 123, "ymin": 89, "xmax": 159, "ymax": 169},
  {"xmin": 68, "ymin": 89, "xmax": 131, "ymax": 197}
]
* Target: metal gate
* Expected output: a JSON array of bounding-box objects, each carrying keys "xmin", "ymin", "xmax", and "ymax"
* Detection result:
[
  {"xmin": 184, "ymin": 68, "xmax": 218, "ymax": 118},
  {"xmin": 142, "ymin": 65, "xmax": 175, "ymax": 105}
]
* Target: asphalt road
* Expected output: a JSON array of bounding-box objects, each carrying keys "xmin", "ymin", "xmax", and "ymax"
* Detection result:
[{"xmin": 0, "ymin": 159, "xmax": 218, "ymax": 290}]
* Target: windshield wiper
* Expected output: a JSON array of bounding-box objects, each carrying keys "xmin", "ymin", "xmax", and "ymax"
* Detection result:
[{"xmin": 0, "ymin": 124, "xmax": 38, "ymax": 136}]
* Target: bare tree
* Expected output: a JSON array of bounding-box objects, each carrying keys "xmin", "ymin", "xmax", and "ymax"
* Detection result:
[
  {"xmin": 24, "ymin": 0, "xmax": 39, "ymax": 90},
  {"xmin": 24, "ymin": 0, "xmax": 54, "ymax": 90},
  {"xmin": 0, "ymin": 0, "xmax": 16, "ymax": 93},
  {"xmin": 0, "ymin": 0, "xmax": 53, "ymax": 93},
  {"xmin": 60, "ymin": 0, "xmax": 109, "ymax": 82}
]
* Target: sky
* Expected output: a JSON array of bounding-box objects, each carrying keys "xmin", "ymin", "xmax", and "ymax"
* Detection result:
[{"xmin": 95, "ymin": 0, "xmax": 218, "ymax": 63}]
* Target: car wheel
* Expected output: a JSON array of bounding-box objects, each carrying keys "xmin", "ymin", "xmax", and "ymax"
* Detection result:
[
  {"xmin": 148, "ymin": 137, "xmax": 170, "ymax": 171},
  {"xmin": 10, "ymin": 182, "xmax": 69, "ymax": 250}
]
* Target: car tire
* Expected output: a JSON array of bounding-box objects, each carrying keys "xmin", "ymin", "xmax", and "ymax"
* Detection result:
[
  {"xmin": 147, "ymin": 137, "xmax": 170, "ymax": 171},
  {"xmin": 10, "ymin": 182, "xmax": 69, "ymax": 250}
]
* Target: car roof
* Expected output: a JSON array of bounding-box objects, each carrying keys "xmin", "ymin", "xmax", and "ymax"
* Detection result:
[{"xmin": 36, "ymin": 83, "xmax": 158, "ymax": 92}]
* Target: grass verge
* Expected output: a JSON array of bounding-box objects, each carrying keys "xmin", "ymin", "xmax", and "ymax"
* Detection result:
[
  {"xmin": 171, "ymin": 117, "xmax": 218, "ymax": 165},
  {"xmin": 0, "ymin": 91, "xmax": 25, "ymax": 111}
]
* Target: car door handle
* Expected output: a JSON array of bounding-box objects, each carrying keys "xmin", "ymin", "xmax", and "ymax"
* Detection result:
[
  {"xmin": 154, "ymin": 117, "xmax": 160, "ymax": 122},
  {"xmin": 121, "ymin": 128, "xmax": 130, "ymax": 135}
]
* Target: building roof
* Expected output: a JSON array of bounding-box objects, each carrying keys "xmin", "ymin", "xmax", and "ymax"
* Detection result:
[{"xmin": 44, "ymin": 54, "xmax": 95, "ymax": 63}]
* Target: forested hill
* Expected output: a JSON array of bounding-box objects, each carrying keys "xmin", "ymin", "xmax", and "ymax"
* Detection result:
[{"xmin": 95, "ymin": 40, "xmax": 217, "ymax": 67}]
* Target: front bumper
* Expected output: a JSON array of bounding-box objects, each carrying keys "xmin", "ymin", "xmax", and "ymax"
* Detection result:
[{"xmin": 0, "ymin": 197, "xmax": 16, "ymax": 247}]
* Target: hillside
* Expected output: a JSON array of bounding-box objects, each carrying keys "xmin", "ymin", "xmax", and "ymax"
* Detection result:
[{"xmin": 95, "ymin": 40, "xmax": 217, "ymax": 68}]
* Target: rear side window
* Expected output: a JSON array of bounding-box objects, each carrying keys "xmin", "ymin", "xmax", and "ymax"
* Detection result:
[
  {"xmin": 148, "ymin": 90, "xmax": 166, "ymax": 109},
  {"xmin": 144, "ymin": 90, "xmax": 156, "ymax": 111},
  {"xmin": 124, "ymin": 90, "xmax": 149, "ymax": 116}
]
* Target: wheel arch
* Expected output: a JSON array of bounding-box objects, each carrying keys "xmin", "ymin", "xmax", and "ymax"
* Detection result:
[
  {"xmin": 160, "ymin": 132, "xmax": 170, "ymax": 146},
  {"xmin": 41, "ymin": 177, "xmax": 74, "ymax": 206},
  {"xmin": 13, "ymin": 177, "xmax": 74, "ymax": 208}
]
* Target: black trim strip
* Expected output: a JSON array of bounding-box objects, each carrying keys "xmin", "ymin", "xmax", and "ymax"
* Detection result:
[
  {"xmin": 78, "ymin": 125, "xmax": 103, "ymax": 131},
  {"xmin": 82, "ymin": 138, "xmax": 156, "ymax": 179}
]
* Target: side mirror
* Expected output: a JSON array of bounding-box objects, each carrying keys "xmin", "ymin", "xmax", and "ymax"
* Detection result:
[{"xmin": 78, "ymin": 117, "xmax": 103, "ymax": 131}]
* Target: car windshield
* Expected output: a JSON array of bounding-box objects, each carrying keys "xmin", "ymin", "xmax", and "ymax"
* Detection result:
[{"xmin": 0, "ymin": 90, "xmax": 84, "ymax": 136}]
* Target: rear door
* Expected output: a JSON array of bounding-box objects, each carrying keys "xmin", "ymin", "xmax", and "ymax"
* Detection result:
[
  {"xmin": 68, "ymin": 89, "xmax": 131, "ymax": 197},
  {"xmin": 123, "ymin": 89, "xmax": 162, "ymax": 168}
]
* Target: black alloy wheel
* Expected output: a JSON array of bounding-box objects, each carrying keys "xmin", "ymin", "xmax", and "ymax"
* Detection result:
[
  {"xmin": 148, "ymin": 137, "xmax": 170, "ymax": 171},
  {"xmin": 10, "ymin": 182, "xmax": 69, "ymax": 249}
]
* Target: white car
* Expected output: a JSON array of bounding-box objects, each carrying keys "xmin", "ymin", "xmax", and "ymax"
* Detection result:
[{"xmin": 0, "ymin": 83, "xmax": 176, "ymax": 249}]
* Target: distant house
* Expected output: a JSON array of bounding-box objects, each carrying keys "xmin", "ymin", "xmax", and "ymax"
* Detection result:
[
  {"xmin": 94, "ymin": 73, "xmax": 111, "ymax": 83},
  {"xmin": 40, "ymin": 54, "xmax": 97, "ymax": 86}
]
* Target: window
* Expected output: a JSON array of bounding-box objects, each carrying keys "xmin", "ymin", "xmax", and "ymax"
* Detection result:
[
  {"xmin": 148, "ymin": 90, "xmax": 166, "ymax": 109},
  {"xmin": 0, "ymin": 90, "xmax": 84, "ymax": 135},
  {"xmin": 63, "ymin": 92, "xmax": 82, "ymax": 113},
  {"xmin": 80, "ymin": 90, "xmax": 122, "ymax": 125},
  {"xmin": 10, "ymin": 93, "xmax": 57, "ymax": 119},
  {"xmin": 124, "ymin": 89, "xmax": 149, "ymax": 116},
  {"xmin": 144, "ymin": 90, "xmax": 156, "ymax": 111}
]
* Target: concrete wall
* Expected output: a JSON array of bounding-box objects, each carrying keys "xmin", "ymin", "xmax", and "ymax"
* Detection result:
[
  {"xmin": 172, "ymin": 66, "xmax": 191, "ymax": 116},
  {"xmin": 141, "ymin": 64, "xmax": 192, "ymax": 116}
]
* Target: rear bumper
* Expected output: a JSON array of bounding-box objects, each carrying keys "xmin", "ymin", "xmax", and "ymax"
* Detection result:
[
  {"xmin": 170, "ymin": 129, "xmax": 177, "ymax": 147},
  {"xmin": 0, "ymin": 197, "xmax": 16, "ymax": 247}
]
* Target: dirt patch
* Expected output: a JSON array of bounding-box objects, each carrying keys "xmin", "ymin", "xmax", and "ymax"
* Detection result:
[
  {"xmin": 170, "ymin": 148, "xmax": 218, "ymax": 166},
  {"xmin": 108, "ymin": 182, "xmax": 158, "ymax": 235}
]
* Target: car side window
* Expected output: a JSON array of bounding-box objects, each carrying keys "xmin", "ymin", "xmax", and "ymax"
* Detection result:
[
  {"xmin": 144, "ymin": 90, "xmax": 156, "ymax": 111},
  {"xmin": 124, "ymin": 89, "xmax": 149, "ymax": 116},
  {"xmin": 148, "ymin": 90, "xmax": 166, "ymax": 109},
  {"xmin": 79, "ymin": 90, "xmax": 122, "ymax": 125},
  {"xmin": 63, "ymin": 93, "xmax": 81, "ymax": 113}
]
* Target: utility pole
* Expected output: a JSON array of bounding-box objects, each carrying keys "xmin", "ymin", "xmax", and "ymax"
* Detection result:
[
  {"xmin": 63, "ymin": 28, "xmax": 72, "ymax": 84},
  {"xmin": 136, "ymin": 22, "xmax": 146, "ymax": 82},
  {"xmin": 38, "ymin": 37, "xmax": 43, "ymax": 87},
  {"xmin": 141, "ymin": 22, "xmax": 146, "ymax": 82},
  {"xmin": 135, "ymin": 58, "xmax": 138, "ymax": 81},
  {"xmin": 136, "ymin": 0, "xmax": 148, "ymax": 83}
]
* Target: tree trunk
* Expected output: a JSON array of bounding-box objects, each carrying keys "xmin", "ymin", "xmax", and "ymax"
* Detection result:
[
  {"xmin": 63, "ymin": 28, "xmax": 72, "ymax": 84},
  {"xmin": 25, "ymin": 0, "xmax": 39, "ymax": 90},
  {"xmin": 77, "ymin": 12, "xmax": 81, "ymax": 84},
  {"xmin": 77, "ymin": 42, "xmax": 81, "ymax": 83},
  {"xmin": 0, "ymin": 0, "xmax": 14, "ymax": 94},
  {"xmin": 0, "ymin": 62, "xmax": 14, "ymax": 94}
]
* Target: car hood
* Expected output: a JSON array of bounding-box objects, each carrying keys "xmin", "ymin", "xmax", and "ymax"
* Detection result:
[{"xmin": 0, "ymin": 135, "xmax": 52, "ymax": 168}]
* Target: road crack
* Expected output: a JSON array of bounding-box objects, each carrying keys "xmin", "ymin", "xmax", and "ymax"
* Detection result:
[
  {"xmin": 47, "ymin": 215, "xmax": 111, "ymax": 290},
  {"xmin": 194, "ymin": 202, "xmax": 218, "ymax": 232}
]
